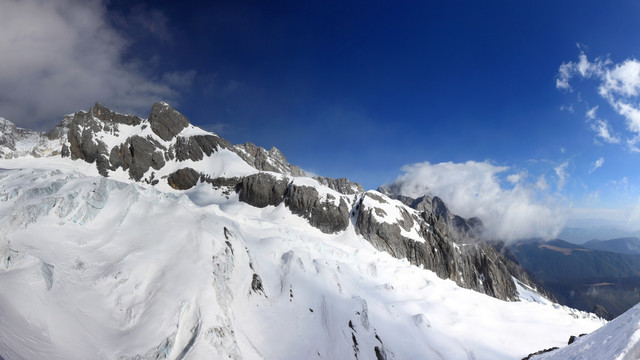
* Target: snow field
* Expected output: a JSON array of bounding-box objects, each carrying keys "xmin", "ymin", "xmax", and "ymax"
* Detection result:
[{"xmin": 0, "ymin": 159, "xmax": 606, "ymax": 359}]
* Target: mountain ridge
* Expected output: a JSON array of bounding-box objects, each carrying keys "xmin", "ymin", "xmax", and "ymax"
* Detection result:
[
  {"xmin": 0, "ymin": 102, "xmax": 608, "ymax": 359},
  {"xmin": 0, "ymin": 101, "xmax": 553, "ymax": 301}
]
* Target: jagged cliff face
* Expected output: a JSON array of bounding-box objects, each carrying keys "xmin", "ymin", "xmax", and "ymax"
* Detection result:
[{"xmin": 1, "ymin": 102, "xmax": 548, "ymax": 302}]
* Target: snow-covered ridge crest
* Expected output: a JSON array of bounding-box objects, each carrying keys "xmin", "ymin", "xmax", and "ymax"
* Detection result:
[{"xmin": 0, "ymin": 102, "xmax": 305, "ymax": 188}]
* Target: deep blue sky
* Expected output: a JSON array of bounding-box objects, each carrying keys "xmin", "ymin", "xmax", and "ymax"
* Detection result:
[
  {"xmin": 103, "ymin": 1, "xmax": 638, "ymax": 184},
  {"xmin": 3, "ymin": 0, "xmax": 640, "ymax": 237}
]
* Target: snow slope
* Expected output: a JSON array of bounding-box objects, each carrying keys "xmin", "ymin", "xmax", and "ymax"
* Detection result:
[
  {"xmin": 534, "ymin": 303, "xmax": 640, "ymax": 360},
  {"xmin": 0, "ymin": 157, "xmax": 605, "ymax": 359}
]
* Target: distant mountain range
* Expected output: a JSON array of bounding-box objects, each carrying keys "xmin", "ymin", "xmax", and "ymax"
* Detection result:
[
  {"xmin": 509, "ymin": 239, "xmax": 640, "ymax": 319},
  {"xmin": 583, "ymin": 237, "xmax": 640, "ymax": 255},
  {"xmin": 558, "ymin": 226, "xmax": 640, "ymax": 245}
]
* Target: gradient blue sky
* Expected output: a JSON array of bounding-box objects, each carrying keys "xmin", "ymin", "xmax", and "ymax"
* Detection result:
[{"xmin": 2, "ymin": 0, "xmax": 640, "ymax": 239}]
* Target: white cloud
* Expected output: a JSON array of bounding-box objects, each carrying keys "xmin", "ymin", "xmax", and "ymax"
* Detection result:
[
  {"xmin": 600, "ymin": 59, "xmax": 640, "ymax": 99},
  {"xmin": 535, "ymin": 175, "xmax": 548, "ymax": 191},
  {"xmin": 558, "ymin": 51, "xmax": 640, "ymax": 150},
  {"xmin": 388, "ymin": 161, "xmax": 567, "ymax": 241},
  {"xmin": 586, "ymin": 191, "xmax": 600, "ymax": 205},
  {"xmin": 560, "ymin": 104, "xmax": 574, "ymax": 113},
  {"xmin": 554, "ymin": 162, "xmax": 569, "ymax": 190},
  {"xmin": 589, "ymin": 157, "xmax": 605, "ymax": 173},
  {"xmin": 592, "ymin": 119, "xmax": 621, "ymax": 144},
  {"xmin": 556, "ymin": 62, "xmax": 574, "ymax": 91},
  {"xmin": 506, "ymin": 171, "xmax": 526, "ymax": 184},
  {"xmin": 0, "ymin": 0, "xmax": 192, "ymax": 129}
]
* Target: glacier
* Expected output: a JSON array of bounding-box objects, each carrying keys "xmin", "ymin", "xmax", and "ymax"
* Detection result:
[{"xmin": 0, "ymin": 158, "xmax": 604, "ymax": 359}]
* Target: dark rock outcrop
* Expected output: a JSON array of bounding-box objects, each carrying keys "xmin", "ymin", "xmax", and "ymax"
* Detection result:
[
  {"xmin": 236, "ymin": 174, "xmax": 351, "ymax": 233},
  {"xmin": 237, "ymin": 173, "xmax": 288, "ymax": 208},
  {"xmin": 167, "ymin": 168, "xmax": 201, "ymax": 190},
  {"xmin": 353, "ymin": 191, "xmax": 540, "ymax": 301},
  {"xmin": 568, "ymin": 333, "xmax": 587, "ymax": 345},
  {"xmin": 233, "ymin": 142, "xmax": 305, "ymax": 176},
  {"xmin": 390, "ymin": 193, "xmax": 485, "ymax": 243},
  {"xmin": 314, "ymin": 176, "xmax": 364, "ymax": 195},
  {"xmin": 63, "ymin": 103, "xmax": 154, "ymax": 176},
  {"xmin": 90, "ymin": 103, "xmax": 142, "ymax": 126},
  {"xmin": 236, "ymin": 176, "xmax": 550, "ymax": 301},
  {"xmin": 285, "ymin": 184, "xmax": 351, "ymax": 233},
  {"xmin": 65, "ymin": 107, "xmax": 111, "ymax": 176},
  {"xmin": 522, "ymin": 347, "xmax": 559, "ymax": 360},
  {"xmin": 148, "ymin": 102, "xmax": 190, "ymax": 141},
  {"xmin": 109, "ymin": 135, "xmax": 166, "ymax": 181},
  {"xmin": 171, "ymin": 135, "xmax": 232, "ymax": 162}
]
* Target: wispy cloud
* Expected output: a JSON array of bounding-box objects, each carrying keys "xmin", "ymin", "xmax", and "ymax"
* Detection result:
[
  {"xmin": 0, "ymin": 0, "xmax": 193, "ymax": 129},
  {"xmin": 387, "ymin": 161, "xmax": 567, "ymax": 241},
  {"xmin": 592, "ymin": 119, "xmax": 621, "ymax": 144},
  {"xmin": 554, "ymin": 162, "xmax": 569, "ymax": 190},
  {"xmin": 558, "ymin": 50, "xmax": 640, "ymax": 150},
  {"xmin": 589, "ymin": 157, "xmax": 605, "ymax": 173},
  {"xmin": 560, "ymin": 104, "xmax": 574, "ymax": 113}
]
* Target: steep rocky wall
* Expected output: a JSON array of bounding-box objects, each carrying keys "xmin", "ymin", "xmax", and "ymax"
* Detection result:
[
  {"xmin": 314, "ymin": 176, "xmax": 364, "ymax": 195},
  {"xmin": 354, "ymin": 192, "xmax": 519, "ymax": 300},
  {"xmin": 234, "ymin": 175, "xmax": 544, "ymax": 302},
  {"xmin": 233, "ymin": 142, "xmax": 305, "ymax": 177}
]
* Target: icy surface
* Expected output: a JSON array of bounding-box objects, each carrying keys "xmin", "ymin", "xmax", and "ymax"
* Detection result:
[
  {"xmin": 0, "ymin": 158, "xmax": 606, "ymax": 360},
  {"xmin": 534, "ymin": 303, "xmax": 640, "ymax": 360}
]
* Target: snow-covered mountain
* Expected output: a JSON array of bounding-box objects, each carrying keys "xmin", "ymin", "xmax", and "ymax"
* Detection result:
[{"xmin": 0, "ymin": 103, "xmax": 608, "ymax": 359}]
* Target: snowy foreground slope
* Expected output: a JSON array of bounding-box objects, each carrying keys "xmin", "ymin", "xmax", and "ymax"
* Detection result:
[
  {"xmin": 0, "ymin": 158, "xmax": 604, "ymax": 360},
  {"xmin": 533, "ymin": 303, "xmax": 640, "ymax": 360}
]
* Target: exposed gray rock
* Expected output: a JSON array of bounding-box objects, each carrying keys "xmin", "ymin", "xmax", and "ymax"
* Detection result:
[
  {"xmin": 148, "ymin": 102, "xmax": 191, "ymax": 141},
  {"xmin": 314, "ymin": 176, "xmax": 364, "ymax": 195},
  {"xmin": 66, "ymin": 109, "xmax": 111, "ymax": 176},
  {"xmin": 522, "ymin": 347, "xmax": 559, "ymax": 360},
  {"xmin": 382, "ymin": 190, "xmax": 485, "ymax": 243},
  {"xmin": 493, "ymin": 241, "xmax": 558, "ymax": 302},
  {"xmin": 109, "ymin": 135, "xmax": 166, "ymax": 181},
  {"xmin": 0, "ymin": 118, "xmax": 19, "ymax": 152},
  {"xmin": 233, "ymin": 142, "xmax": 305, "ymax": 176},
  {"xmin": 354, "ymin": 192, "xmax": 523, "ymax": 301},
  {"xmin": 235, "ymin": 174, "xmax": 351, "ymax": 233},
  {"xmin": 167, "ymin": 168, "xmax": 201, "ymax": 190},
  {"xmin": 250, "ymin": 273, "xmax": 265, "ymax": 296},
  {"xmin": 285, "ymin": 184, "xmax": 351, "ymax": 233},
  {"xmin": 201, "ymin": 176, "xmax": 242, "ymax": 189},
  {"xmin": 171, "ymin": 135, "xmax": 232, "ymax": 162},
  {"xmin": 237, "ymin": 173, "xmax": 288, "ymax": 208},
  {"xmin": 89, "ymin": 102, "xmax": 142, "ymax": 126}
]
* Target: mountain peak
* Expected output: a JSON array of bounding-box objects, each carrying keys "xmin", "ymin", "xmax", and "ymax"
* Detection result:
[
  {"xmin": 148, "ymin": 102, "xmax": 190, "ymax": 141},
  {"xmin": 89, "ymin": 102, "xmax": 142, "ymax": 126}
]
